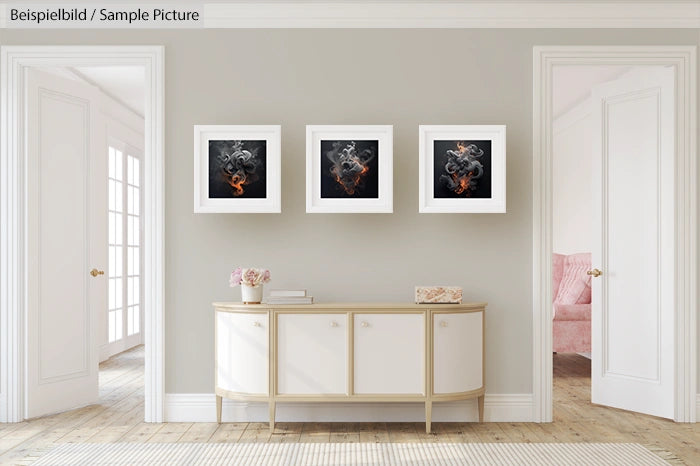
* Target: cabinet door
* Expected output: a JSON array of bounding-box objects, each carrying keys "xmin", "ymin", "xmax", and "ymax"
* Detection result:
[
  {"xmin": 433, "ymin": 311, "xmax": 483, "ymax": 394},
  {"xmin": 216, "ymin": 311, "xmax": 268, "ymax": 395},
  {"xmin": 354, "ymin": 313, "xmax": 424, "ymax": 394},
  {"xmin": 277, "ymin": 313, "xmax": 347, "ymax": 394}
]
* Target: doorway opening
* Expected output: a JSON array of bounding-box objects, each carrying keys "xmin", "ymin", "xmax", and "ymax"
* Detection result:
[
  {"xmin": 0, "ymin": 46, "xmax": 164, "ymax": 424},
  {"xmin": 532, "ymin": 46, "xmax": 697, "ymax": 423},
  {"xmin": 551, "ymin": 65, "xmax": 634, "ymax": 416}
]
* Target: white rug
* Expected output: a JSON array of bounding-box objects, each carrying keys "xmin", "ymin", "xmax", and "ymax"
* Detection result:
[{"xmin": 31, "ymin": 442, "xmax": 669, "ymax": 465}]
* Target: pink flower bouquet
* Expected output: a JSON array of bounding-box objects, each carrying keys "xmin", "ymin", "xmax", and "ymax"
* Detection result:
[{"xmin": 230, "ymin": 267, "xmax": 271, "ymax": 288}]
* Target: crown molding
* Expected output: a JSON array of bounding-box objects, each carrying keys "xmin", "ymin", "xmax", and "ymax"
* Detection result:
[{"xmin": 202, "ymin": 2, "xmax": 700, "ymax": 29}]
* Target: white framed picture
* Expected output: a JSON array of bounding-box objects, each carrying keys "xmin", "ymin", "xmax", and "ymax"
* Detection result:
[
  {"xmin": 194, "ymin": 125, "xmax": 281, "ymax": 213},
  {"xmin": 419, "ymin": 125, "xmax": 506, "ymax": 213},
  {"xmin": 306, "ymin": 125, "xmax": 393, "ymax": 213}
]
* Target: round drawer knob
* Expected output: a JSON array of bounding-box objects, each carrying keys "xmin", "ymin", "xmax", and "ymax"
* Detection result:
[
  {"xmin": 361, "ymin": 321, "xmax": 369, "ymax": 328},
  {"xmin": 252, "ymin": 321, "xmax": 261, "ymax": 327},
  {"xmin": 440, "ymin": 321, "xmax": 448, "ymax": 327},
  {"xmin": 330, "ymin": 321, "xmax": 338, "ymax": 328}
]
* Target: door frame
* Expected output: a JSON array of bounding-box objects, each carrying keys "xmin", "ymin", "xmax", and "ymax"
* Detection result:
[
  {"xmin": 532, "ymin": 46, "xmax": 697, "ymax": 422},
  {"xmin": 0, "ymin": 46, "xmax": 165, "ymax": 423}
]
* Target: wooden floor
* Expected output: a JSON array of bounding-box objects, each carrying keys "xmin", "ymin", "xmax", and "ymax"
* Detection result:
[{"xmin": 1, "ymin": 348, "xmax": 698, "ymax": 464}]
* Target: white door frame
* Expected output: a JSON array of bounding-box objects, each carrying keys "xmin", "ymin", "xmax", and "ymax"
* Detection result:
[
  {"xmin": 532, "ymin": 46, "xmax": 697, "ymax": 422},
  {"xmin": 0, "ymin": 46, "xmax": 165, "ymax": 423}
]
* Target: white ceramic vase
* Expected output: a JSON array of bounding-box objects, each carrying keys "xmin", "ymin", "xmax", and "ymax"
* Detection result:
[{"xmin": 241, "ymin": 284, "xmax": 263, "ymax": 304}]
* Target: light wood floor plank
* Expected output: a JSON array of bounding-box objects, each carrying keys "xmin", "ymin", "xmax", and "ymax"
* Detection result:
[{"xmin": 1, "ymin": 348, "xmax": 698, "ymax": 464}]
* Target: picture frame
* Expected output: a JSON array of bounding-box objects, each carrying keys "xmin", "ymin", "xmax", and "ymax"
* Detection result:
[
  {"xmin": 419, "ymin": 125, "xmax": 506, "ymax": 213},
  {"xmin": 194, "ymin": 125, "xmax": 281, "ymax": 213},
  {"xmin": 306, "ymin": 125, "xmax": 393, "ymax": 213}
]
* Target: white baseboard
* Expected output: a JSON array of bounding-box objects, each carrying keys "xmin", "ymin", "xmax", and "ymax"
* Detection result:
[
  {"xmin": 165, "ymin": 393, "xmax": 534, "ymax": 423},
  {"xmin": 696, "ymin": 394, "xmax": 700, "ymax": 422}
]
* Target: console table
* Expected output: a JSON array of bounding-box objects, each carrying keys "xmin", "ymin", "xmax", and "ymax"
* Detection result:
[{"xmin": 213, "ymin": 302, "xmax": 486, "ymax": 433}]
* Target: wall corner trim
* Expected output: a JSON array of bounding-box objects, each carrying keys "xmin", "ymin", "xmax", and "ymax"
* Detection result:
[{"xmin": 164, "ymin": 393, "xmax": 535, "ymax": 423}]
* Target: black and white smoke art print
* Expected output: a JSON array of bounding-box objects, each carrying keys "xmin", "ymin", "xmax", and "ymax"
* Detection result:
[
  {"xmin": 419, "ymin": 125, "xmax": 506, "ymax": 213},
  {"xmin": 208, "ymin": 140, "xmax": 267, "ymax": 199},
  {"xmin": 306, "ymin": 125, "xmax": 393, "ymax": 213},
  {"xmin": 194, "ymin": 125, "xmax": 281, "ymax": 213},
  {"xmin": 433, "ymin": 140, "xmax": 492, "ymax": 199},
  {"xmin": 320, "ymin": 140, "xmax": 379, "ymax": 199}
]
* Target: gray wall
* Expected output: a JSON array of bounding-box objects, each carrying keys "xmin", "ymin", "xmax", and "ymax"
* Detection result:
[{"xmin": 1, "ymin": 29, "xmax": 698, "ymax": 395}]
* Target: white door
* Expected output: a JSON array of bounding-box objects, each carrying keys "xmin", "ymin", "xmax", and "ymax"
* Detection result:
[
  {"xmin": 590, "ymin": 66, "xmax": 675, "ymax": 419},
  {"xmin": 354, "ymin": 313, "xmax": 424, "ymax": 394},
  {"xmin": 26, "ymin": 69, "xmax": 104, "ymax": 418},
  {"xmin": 277, "ymin": 314, "xmax": 346, "ymax": 394}
]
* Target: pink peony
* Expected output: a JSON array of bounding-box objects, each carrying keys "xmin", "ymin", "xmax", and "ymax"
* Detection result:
[
  {"xmin": 230, "ymin": 267, "xmax": 271, "ymax": 287},
  {"xmin": 229, "ymin": 267, "xmax": 243, "ymax": 287},
  {"xmin": 244, "ymin": 269, "xmax": 258, "ymax": 285}
]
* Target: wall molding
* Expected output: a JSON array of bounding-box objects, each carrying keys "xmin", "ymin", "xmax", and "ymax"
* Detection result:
[
  {"xmin": 532, "ymin": 46, "xmax": 697, "ymax": 423},
  {"xmin": 0, "ymin": 46, "xmax": 165, "ymax": 423},
  {"xmin": 165, "ymin": 393, "xmax": 534, "ymax": 423}
]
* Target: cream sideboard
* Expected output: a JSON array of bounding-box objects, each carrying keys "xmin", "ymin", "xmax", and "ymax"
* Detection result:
[{"xmin": 213, "ymin": 302, "xmax": 486, "ymax": 433}]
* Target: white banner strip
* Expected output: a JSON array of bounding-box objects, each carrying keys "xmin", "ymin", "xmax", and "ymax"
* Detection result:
[
  {"xmin": 1, "ymin": 2, "xmax": 699, "ymax": 29},
  {"xmin": 4, "ymin": 4, "xmax": 203, "ymax": 28}
]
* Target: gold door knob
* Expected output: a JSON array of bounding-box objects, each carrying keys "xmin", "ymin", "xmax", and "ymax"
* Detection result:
[
  {"xmin": 587, "ymin": 268, "xmax": 603, "ymax": 277},
  {"xmin": 90, "ymin": 268, "xmax": 104, "ymax": 277}
]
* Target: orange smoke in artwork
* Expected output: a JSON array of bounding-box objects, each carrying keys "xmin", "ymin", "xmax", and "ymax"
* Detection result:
[
  {"xmin": 327, "ymin": 141, "xmax": 375, "ymax": 195},
  {"xmin": 439, "ymin": 141, "xmax": 484, "ymax": 196},
  {"xmin": 213, "ymin": 140, "xmax": 261, "ymax": 197}
]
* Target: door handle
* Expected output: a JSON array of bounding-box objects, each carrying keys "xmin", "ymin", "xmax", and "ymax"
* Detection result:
[
  {"xmin": 90, "ymin": 268, "xmax": 105, "ymax": 277},
  {"xmin": 587, "ymin": 268, "xmax": 603, "ymax": 277}
]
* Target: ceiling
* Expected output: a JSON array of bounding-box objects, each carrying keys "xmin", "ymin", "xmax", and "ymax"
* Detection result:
[
  {"xmin": 72, "ymin": 66, "xmax": 145, "ymax": 117},
  {"xmin": 552, "ymin": 65, "xmax": 631, "ymax": 119}
]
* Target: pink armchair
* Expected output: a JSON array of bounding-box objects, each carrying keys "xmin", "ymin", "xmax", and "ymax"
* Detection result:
[{"xmin": 552, "ymin": 253, "xmax": 592, "ymax": 353}]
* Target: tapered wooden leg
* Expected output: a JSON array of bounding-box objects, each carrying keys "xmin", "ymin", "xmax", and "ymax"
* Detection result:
[
  {"xmin": 477, "ymin": 395, "xmax": 485, "ymax": 423},
  {"xmin": 425, "ymin": 400, "xmax": 432, "ymax": 434},
  {"xmin": 216, "ymin": 395, "xmax": 222, "ymax": 423},
  {"xmin": 269, "ymin": 400, "xmax": 276, "ymax": 432}
]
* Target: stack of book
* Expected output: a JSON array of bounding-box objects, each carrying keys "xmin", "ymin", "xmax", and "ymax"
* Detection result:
[{"xmin": 264, "ymin": 289, "xmax": 314, "ymax": 305}]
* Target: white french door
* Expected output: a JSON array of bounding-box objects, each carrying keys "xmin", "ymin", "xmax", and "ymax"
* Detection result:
[
  {"xmin": 590, "ymin": 66, "xmax": 675, "ymax": 419},
  {"xmin": 106, "ymin": 139, "xmax": 144, "ymax": 357}
]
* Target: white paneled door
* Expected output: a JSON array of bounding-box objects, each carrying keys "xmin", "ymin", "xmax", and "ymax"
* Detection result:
[
  {"xmin": 590, "ymin": 67, "xmax": 675, "ymax": 419},
  {"xmin": 26, "ymin": 70, "xmax": 104, "ymax": 418}
]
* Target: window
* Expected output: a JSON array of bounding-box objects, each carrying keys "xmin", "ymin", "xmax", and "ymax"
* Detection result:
[{"xmin": 108, "ymin": 144, "xmax": 142, "ymax": 344}]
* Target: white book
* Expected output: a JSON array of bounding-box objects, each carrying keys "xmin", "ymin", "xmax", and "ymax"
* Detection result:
[
  {"xmin": 268, "ymin": 289, "xmax": 307, "ymax": 297},
  {"xmin": 264, "ymin": 296, "xmax": 314, "ymax": 304}
]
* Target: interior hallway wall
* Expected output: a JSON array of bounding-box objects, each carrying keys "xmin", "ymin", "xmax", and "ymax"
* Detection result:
[{"xmin": 1, "ymin": 28, "xmax": 698, "ymax": 399}]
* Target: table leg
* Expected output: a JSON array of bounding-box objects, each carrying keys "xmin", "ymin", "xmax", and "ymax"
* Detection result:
[
  {"xmin": 478, "ymin": 395, "xmax": 484, "ymax": 423},
  {"xmin": 425, "ymin": 400, "xmax": 432, "ymax": 434}
]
